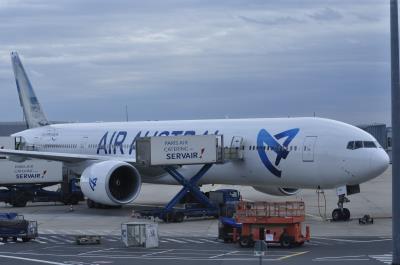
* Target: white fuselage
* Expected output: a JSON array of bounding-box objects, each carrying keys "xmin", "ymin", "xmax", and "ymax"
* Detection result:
[{"xmin": 13, "ymin": 117, "xmax": 389, "ymax": 190}]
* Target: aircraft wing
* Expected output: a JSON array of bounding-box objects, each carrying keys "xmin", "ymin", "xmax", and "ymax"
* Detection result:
[{"xmin": 0, "ymin": 149, "xmax": 136, "ymax": 164}]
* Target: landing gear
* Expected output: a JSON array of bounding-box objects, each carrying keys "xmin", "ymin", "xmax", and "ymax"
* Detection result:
[{"xmin": 331, "ymin": 194, "xmax": 351, "ymax": 221}]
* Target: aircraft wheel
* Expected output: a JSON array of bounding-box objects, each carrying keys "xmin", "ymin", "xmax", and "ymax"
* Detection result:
[
  {"xmin": 342, "ymin": 208, "xmax": 351, "ymax": 221},
  {"xmin": 332, "ymin": 209, "xmax": 343, "ymax": 221}
]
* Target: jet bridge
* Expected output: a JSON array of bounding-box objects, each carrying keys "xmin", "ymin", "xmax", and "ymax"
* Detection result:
[{"xmin": 135, "ymin": 134, "xmax": 243, "ymax": 222}]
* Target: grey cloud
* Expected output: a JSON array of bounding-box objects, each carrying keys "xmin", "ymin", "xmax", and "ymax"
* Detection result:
[
  {"xmin": 308, "ymin": 7, "xmax": 343, "ymax": 21},
  {"xmin": 0, "ymin": 0, "xmax": 391, "ymax": 126},
  {"xmin": 238, "ymin": 15, "xmax": 305, "ymax": 26}
]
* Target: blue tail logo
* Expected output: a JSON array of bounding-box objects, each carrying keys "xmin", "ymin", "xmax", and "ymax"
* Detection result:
[
  {"xmin": 89, "ymin": 177, "xmax": 98, "ymax": 191},
  {"xmin": 257, "ymin": 128, "xmax": 299, "ymax": 178}
]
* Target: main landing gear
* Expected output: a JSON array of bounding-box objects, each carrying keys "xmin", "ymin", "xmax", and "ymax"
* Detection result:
[{"xmin": 331, "ymin": 194, "xmax": 351, "ymax": 221}]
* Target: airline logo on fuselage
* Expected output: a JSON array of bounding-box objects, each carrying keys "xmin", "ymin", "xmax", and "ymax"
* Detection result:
[{"xmin": 257, "ymin": 128, "xmax": 299, "ymax": 178}]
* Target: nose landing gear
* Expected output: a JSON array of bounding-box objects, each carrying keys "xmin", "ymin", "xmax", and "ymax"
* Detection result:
[
  {"xmin": 331, "ymin": 184, "xmax": 360, "ymax": 221},
  {"xmin": 332, "ymin": 194, "xmax": 351, "ymax": 221}
]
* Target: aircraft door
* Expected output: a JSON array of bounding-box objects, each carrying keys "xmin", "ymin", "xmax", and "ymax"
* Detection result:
[
  {"xmin": 230, "ymin": 136, "xmax": 244, "ymax": 160},
  {"xmin": 80, "ymin": 136, "xmax": 89, "ymax": 153},
  {"xmin": 302, "ymin": 136, "xmax": 317, "ymax": 162}
]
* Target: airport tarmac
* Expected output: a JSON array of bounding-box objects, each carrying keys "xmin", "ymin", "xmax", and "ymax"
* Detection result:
[
  {"xmin": 0, "ymin": 235, "xmax": 393, "ymax": 264},
  {"xmin": 0, "ymin": 166, "xmax": 393, "ymax": 264}
]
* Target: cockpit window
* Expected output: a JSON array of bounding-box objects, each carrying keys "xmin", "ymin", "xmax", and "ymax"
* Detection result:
[
  {"xmin": 363, "ymin": 141, "xmax": 377, "ymax": 148},
  {"xmin": 347, "ymin": 140, "xmax": 377, "ymax": 150},
  {"xmin": 347, "ymin": 141, "xmax": 354, "ymax": 150},
  {"xmin": 354, "ymin": 141, "xmax": 363, "ymax": 149}
]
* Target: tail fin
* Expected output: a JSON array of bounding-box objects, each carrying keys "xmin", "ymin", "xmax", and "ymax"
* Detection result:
[{"xmin": 11, "ymin": 52, "xmax": 49, "ymax": 128}]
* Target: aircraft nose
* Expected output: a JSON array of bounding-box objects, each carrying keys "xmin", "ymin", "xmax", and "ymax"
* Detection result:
[{"xmin": 370, "ymin": 149, "xmax": 390, "ymax": 177}]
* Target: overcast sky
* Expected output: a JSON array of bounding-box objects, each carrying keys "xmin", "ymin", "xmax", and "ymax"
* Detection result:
[{"xmin": 0, "ymin": 0, "xmax": 392, "ymax": 125}]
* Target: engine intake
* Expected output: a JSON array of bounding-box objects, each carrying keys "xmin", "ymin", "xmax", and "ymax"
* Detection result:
[{"xmin": 81, "ymin": 160, "xmax": 141, "ymax": 206}]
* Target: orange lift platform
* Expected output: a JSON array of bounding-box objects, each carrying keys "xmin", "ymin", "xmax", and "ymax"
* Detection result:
[{"xmin": 231, "ymin": 201, "xmax": 310, "ymax": 248}]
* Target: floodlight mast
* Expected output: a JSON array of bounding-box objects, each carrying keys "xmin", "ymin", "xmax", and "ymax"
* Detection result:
[{"xmin": 391, "ymin": 0, "xmax": 400, "ymax": 264}]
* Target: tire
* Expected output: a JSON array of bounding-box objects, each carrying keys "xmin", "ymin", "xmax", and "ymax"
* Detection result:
[
  {"xmin": 2, "ymin": 237, "xmax": 7, "ymax": 242},
  {"xmin": 174, "ymin": 213, "xmax": 184, "ymax": 223},
  {"xmin": 223, "ymin": 238, "xmax": 232, "ymax": 243},
  {"xmin": 70, "ymin": 198, "xmax": 79, "ymax": 205},
  {"xmin": 22, "ymin": 237, "xmax": 30, "ymax": 242},
  {"xmin": 342, "ymin": 208, "xmax": 351, "ymax": 221},
  {"xmin": 239, "ymin": 236, "xmax": 253, "ymax": 248},
  {"xmin": 162, "ymin": 213, "xmax": 173, "ymax": 223},
  {"xmin": 280, "ymin": 235, "xmax": 293, "ymax": 248},
  {"xmin": 332, "ymin": 209, "xmax": 343, "ymax": 221},
  {"xmin": 11, "ymin": 198, "xmax": 27, "ymax": 207},
  {"xmin": 12, "ymin": 237, "xmax": 17, "ymax": 242}
]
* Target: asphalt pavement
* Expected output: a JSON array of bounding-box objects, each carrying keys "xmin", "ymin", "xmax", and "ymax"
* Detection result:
[{"xmin": 0, "ymin": 234, "xmax": 392, "ymax": 265}]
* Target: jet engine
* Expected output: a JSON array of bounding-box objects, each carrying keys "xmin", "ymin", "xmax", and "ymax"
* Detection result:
[
  {"xmin": 253, "ymin": 186, "xmax": 299, "ymax": 196},
  {"xmin": 80, "ymin": 160, "xmax": 141, "ymax": 206}
]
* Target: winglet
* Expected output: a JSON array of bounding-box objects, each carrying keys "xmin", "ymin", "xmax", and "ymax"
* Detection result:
[{"xmin": 11, "ymin": 52, "xmax": 49, "ymax": 128}]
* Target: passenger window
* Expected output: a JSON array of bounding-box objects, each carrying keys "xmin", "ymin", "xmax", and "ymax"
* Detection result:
[
  {"xmin": 354, "ymin": 141, "xmax": 363, "ymax": 149},
  {"xmin": 347, "ymin": 141, "xmax": 354, "ymax": 150}
]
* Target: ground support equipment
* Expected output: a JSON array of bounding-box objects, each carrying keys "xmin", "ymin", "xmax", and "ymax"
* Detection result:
[
  {"xmin": 0, "ymin": 213, "xmax": 38, "ymax": 242},
  {"xmin": 75, "ymin": 235, "xmax": 101, "ymax": 245},
  {"xmin": 137, "ymin": 164, "xmax": 220, "ymax": 222},
  {"xmin": 232, "ymin": 201, "xmax": 310, "ymax": 248},
  {"xmin": 359, "ymin": 214, "xmax": 374, "ymax": 225}
]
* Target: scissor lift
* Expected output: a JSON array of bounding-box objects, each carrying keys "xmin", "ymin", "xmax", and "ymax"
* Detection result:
[
  {"xmin": 135, "ymin": 135, "xmax": 243, "ymax": 222},
  {"xmin": 232, "ymin": 201, "xmax": 310, "ymax": 248}
]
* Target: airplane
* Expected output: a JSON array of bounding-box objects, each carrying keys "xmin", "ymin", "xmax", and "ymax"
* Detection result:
[{"xmin": 0, "ymin": 52, "xmax": 389, "ymax": 221}]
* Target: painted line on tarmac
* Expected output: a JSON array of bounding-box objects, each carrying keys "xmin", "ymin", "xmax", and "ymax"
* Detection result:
[
  {"xmin": 181, "ymin": 238, "xmax": 205, "ymax": 244},
  {"xmin": 141, "ymin": 249, "xmax": 174, "ymax": 257},
  {"xmin": 278, "ymin": 251, "xmax": 308, "ymax": 260},
  {"xmin": 313, "ymin": 255, "xmax": 367, "ymax": 262},
  {"xmin": 198, "ymin": 238, "xmax": 219, "ymax": 244},
  {"xmin": 0, "ymin": 254, "xmax": 65, "ymax": 265},
  {"xmin": 33, "ymin": 239, "xmax": 47, "ymax": 244},
  {"xmin": 39, "ymin": 237, "xmax": 60, "ymax": 244},
  {"xmin": 312, "ymin": 237, "xmax": 392, "ymax": 243},
  {"xmin": 369, "ymin": 253, "xmax": 392, "ymax": 264},
  {"xmin": 162, "ymin": 238, "xmax": 187, "ymax": 243},
  {"xmin": 209, "ymin": 250, "xmax": 239, "ymax": 259},
  {"xmin": 0, "ymin": 251, "xmax": 277, "ymax": 262},
  {"xmin": 50, "ymin": 235, "xmax": 73, "ymax": 243},
  {"xmin": 309, "ymin": 240, "xmax": 332, "ymax": 245},
  {"xmin": 78, "ymin": 248, "xmax": 115, "ymax": 256}
]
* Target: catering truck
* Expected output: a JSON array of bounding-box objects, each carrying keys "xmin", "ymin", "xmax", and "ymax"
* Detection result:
[{"xmin": 0, "ymin": 137, "xmax": 83, "ymax": 207}]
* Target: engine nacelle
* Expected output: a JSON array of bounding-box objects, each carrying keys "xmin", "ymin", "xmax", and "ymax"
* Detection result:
[
  {"xmin": 81, "ymin": 160, "xmax": 141, "ymax": 206},
  {"xmin": 253, "ymin": 186, "xmax": 299, "ymax": 196}
]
